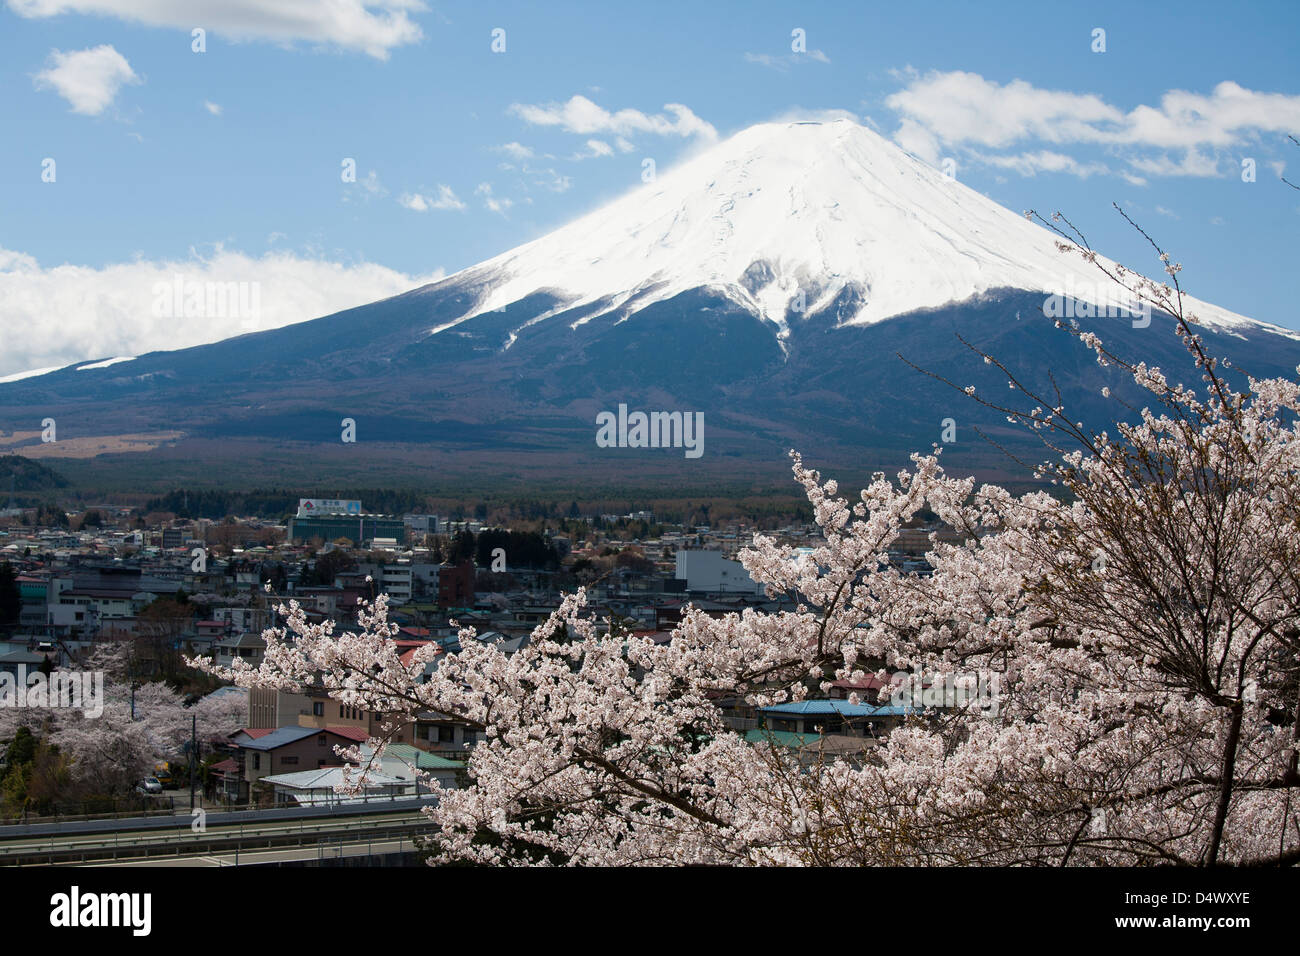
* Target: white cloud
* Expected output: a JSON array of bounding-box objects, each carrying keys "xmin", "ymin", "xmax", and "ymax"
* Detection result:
[
  {"xmin": 8, "ymin": 0, "xmax": 424, "ymax": 59},
  {"xmin": 886, "ymin": 71, "xmax": 1122, "ymax": 158},
  {"xmin": 504, "ymin": 165, "xmax": 571, "ymax": 193},
  {"xmin": 475, "ymin": 183, "xmax": 513, "ymax": 215},
  {"xmin": 398, "ymin": 184, "xmax": 465, "ymax": 211},
  {"xmin": 203, "ymin": 100, "xmax": 222, "ymax": 115},
  {"xmin": 1123, "ymin": 83, "xmax": 1300, "ymax": 149},
  {"xmin": 343, "ymin": 169, "xmax": 387, "ymax": 203},
  {"xmin": 0, "ymin": 246, "xmax": 444, "ymax": 377},
  {"xmin": 1125, "ymin": 149, "xmax": 1222, "ymax": 178},
  {"xmin": 495, "ymin": 141, "xmax": 535, "ymax": 160},
  {"xmin": 885, "ymin": 71, "xmax": 1300, "ymax": 180},
  {"xmin": 571, "ymin": 138, "xmax": 614, "ymax": 160},
  {"xmin": 531, "ymin": 168, "xmax": 572, "ymax": 192},
  {"xmin": 509, "ymin": 94, "xmax": 717, "ymax": 141},
  {"xmin": 32, "ymin": 45, "xmax": 139, "ymax": 115},
  {"xmin": 970, "ymin": 149, "xmax": 1110, "ymax": 178},
  {"xmin": 743, "ymin": 49, "xmax": 830, "ymax": 70},
  {"xmin": 890, "ymin": 116, "xmax": 942, "ymax": 163}
]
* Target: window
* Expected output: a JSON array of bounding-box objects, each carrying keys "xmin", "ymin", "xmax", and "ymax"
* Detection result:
[
  {"xmin": 280, "ymin": 756, "xmax": 298, "ymax": 766},
  {"xmin": 252, "ymin": 753, "xmax": 260, "ymax": 770},
  {"xmin": 437, "ymin": 725, "xmax": 455, "ymax": 743},
  {"xmin": 317, "ymin": 734, "xmax": 327, "ymax": 746},
  {"xmin": 313, "ymin": 702, "xmax": 324, "ymax": 717}
]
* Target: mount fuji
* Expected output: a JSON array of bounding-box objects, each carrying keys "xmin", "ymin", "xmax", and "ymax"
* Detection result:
[
  {"xmin": 4, "ymin": 119, "xmax": 1298, "ymax": 490},
  {"xmin": 439, "ymin": 119, "xmax": 1267, "ymax": 341}
]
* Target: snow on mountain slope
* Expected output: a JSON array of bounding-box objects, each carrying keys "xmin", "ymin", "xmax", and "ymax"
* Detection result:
[
  {"xmin": 77, "ymin": 356, "xmax": 136, "ymax": 371},
  {"xmin": 431, "ymin": 118, "xmax": 1292, "ymax": 345},
  {"xmin": 0, "ymin": 364, "xmax": 65, "ymax": 383}
]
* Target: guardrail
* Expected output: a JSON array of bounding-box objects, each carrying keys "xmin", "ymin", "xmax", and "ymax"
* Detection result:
[
  {"xmin": 0, "ymin": 784, "xmax": 438, "ymax": 829},
  {"xmin": 0, "ymin": 797, "xmax": 180, "ymax": 827},
  {"xmin": 0, "ymin": 808, "xmax": 434, "ymax": 866},
  {"xmin": 0, "ymin": 794, "xmax": 440, "ymax": 840}
]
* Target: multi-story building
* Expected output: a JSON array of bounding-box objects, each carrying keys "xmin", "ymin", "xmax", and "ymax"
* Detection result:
[
  {"xmin": 247, "ymin": 687, "xmax": 314, "ymax": 729},
  {"xmin": 380, "ymin": 564, "xmax": 412, "ymax": 603},
  {"xmin": 16, "ymin": 574, "xmax": 48, "ymax": 630},
  {"xmin": 287, "ymin": 512, "xmax": 407, "ymax": 546},
  {"xmin": 674, "ymin": 549, "xmax": 765, "ymax": 596},
  {"xmin": 437, "ymin": 561, "xmax": 475, "ymax": 607},
  {"xmin": 47, "ymin": 567, "xmax": 180, "ymax": 623},
  {"xmin": 402, "ymin": 514, "xmax": 441, "ymax": 537}
]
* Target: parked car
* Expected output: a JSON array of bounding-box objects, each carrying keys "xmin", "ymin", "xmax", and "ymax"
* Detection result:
[
  {"xmin": 136, "ymin": 777, "xmax": 163, "ymax": 795},
  {"xmin": 153, "ymin": 762, "xmax": 178, "ymax": 788}
]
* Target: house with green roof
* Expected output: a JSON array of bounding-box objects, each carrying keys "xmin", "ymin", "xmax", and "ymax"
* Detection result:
[{"xmin": 373, "ymin": 743, "xmax": 466, "ymax": 791}]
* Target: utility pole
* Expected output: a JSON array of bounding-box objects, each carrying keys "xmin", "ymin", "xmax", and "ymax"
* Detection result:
[{"xmin": 189, "ymin": 712, "xmax": 198, "ymax": 810}]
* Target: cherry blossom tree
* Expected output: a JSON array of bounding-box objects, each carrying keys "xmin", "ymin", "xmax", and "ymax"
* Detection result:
[
  {"xmin": 0, "ymin": 641, "xmax": 244, "ymax": 797},
  {"xmin": 195, "ymin": 218, "xmax": 1300, "ymax": 865}
]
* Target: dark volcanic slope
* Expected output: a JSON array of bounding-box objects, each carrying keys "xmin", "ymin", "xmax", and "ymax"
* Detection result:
[{"xmin": 3, "ymin": 279, "xmax": 1296, "ymax": 491}]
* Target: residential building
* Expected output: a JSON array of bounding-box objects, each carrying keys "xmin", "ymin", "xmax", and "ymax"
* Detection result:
[
  {"xmin": 378, "ymin": 743, "xmax": 464, "ymax": 791},
  {"xmin": 214, "ymin": 631, "xmax": 266, "ymax": 669},
  {"xmin": 248, "ymin": 687, "xmax": 314, "ymax": 729},
  {"xmin": 674, "ymin": 549, "xmax": 765, "ymax": 596},
  {"xmin": 231, "ymin": 725, "xmax": 371, "ymax": 800},
  {"xmin": 259, "ymin": 766, "xmax": 412, "ymax": 806}
]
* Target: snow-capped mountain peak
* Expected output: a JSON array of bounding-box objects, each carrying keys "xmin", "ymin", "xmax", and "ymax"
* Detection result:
[{"xmin": 432, "ymin": 118, "xmax": 1280, "ymax": 343}]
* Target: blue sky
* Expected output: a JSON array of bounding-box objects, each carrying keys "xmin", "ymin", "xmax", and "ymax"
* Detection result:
[{"xmin": 1, "ymin": 0, "xmax": 1298, "ymax": 376}]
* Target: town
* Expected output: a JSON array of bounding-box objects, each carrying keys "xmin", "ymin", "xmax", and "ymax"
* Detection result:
[{"xmin": 0, "ymin": 492, "xmax": 956, "ymax": 821}]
